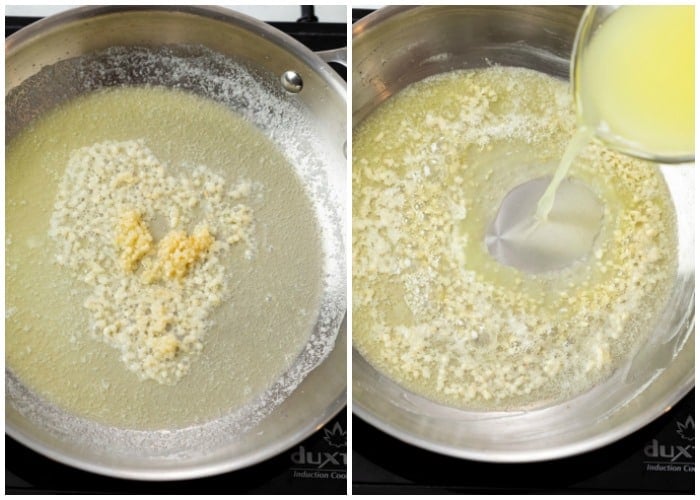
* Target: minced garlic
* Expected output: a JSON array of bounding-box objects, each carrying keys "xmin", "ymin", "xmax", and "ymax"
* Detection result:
[
  {"xmin": 115, "ymin": 210, "xmax": 154, "ymax": 272},
  {"xmin": 352, "ymin": 67, "xmax": 677, "ymax": 410},
  {"xmin": 49, "ymin": 139, "xmax": 257, "ymax": 384},
  {"xmin": 140, "ymin": 225, "xmax": 215, "ymax": 283}
]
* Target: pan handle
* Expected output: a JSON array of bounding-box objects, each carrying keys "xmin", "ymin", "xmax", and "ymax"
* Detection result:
[{"xmin": 316, "ymin": 47, "xmax": 347, "ymax": 68}]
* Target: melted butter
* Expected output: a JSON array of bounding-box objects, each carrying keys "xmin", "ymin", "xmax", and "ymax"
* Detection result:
[
  {"xmin": 352, "ymin": 67, "xmax": 677, "ymax": 409},
  {"xmin": 6, "ymin": 86, "xmax": 323, "ymax": 429}
]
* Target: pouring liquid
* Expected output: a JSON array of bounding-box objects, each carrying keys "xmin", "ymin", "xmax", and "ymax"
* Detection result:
[
  {"xmin": 535, "ymin": 127, "xmax": 594, "ymax": 221},
  {"xmin": 497, "ymin": 6, "xmax": 694, "ymax": 272},
  {"xmin": 488, "ymin": 126, "xmax": 601, "ymax": 273}
]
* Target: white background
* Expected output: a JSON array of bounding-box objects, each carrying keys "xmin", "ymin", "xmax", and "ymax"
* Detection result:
[{"xmin": 5, "ymin": 5, "xmax": 348, "ymax": 23}]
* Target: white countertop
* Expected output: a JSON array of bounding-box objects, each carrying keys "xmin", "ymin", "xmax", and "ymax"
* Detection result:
[{"xmin": 5, "ymin": 5, "xmax": 347, "ymax": 23}]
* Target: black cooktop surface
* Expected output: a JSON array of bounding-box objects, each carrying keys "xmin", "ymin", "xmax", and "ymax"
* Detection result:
[{"xmin": 353, "ymin": 391, "xmax": 694, "ymax": 494}]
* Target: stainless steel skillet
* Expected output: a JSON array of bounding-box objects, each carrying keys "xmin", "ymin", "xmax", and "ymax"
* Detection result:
[
  {"xmin": 352, "ymin": 5, "xmax": 693, "ymax": 462},
  {"xmin": 6, "ymin": 5, "xmax": 347, "ymax": 480}
]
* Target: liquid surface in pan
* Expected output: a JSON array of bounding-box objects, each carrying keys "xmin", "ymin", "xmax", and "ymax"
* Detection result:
[
  {"xmin": 352, "ymin": 66, "xmax": 678, "ymax": 410},
  {"xmin": 6, "ymin": 85, "xmax": 323, "ymax": 429}
]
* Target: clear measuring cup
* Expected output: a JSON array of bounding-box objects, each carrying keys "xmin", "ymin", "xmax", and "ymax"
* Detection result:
[{"xmin": 571, "ymin": 5, "xmax": 695, "ymax": 164}]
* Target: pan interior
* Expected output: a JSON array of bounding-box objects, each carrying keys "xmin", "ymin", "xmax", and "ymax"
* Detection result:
[
  {"xmin": 352, "ymin": 66, "xmax": 679, "ymax": 411},
  {"xmin": 351, "ymin": 6, "xmax": 693, "ymax": 461},
  {"xmin": 6, "ymin": 45, "xmax": 345, "ymax": 458}
]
